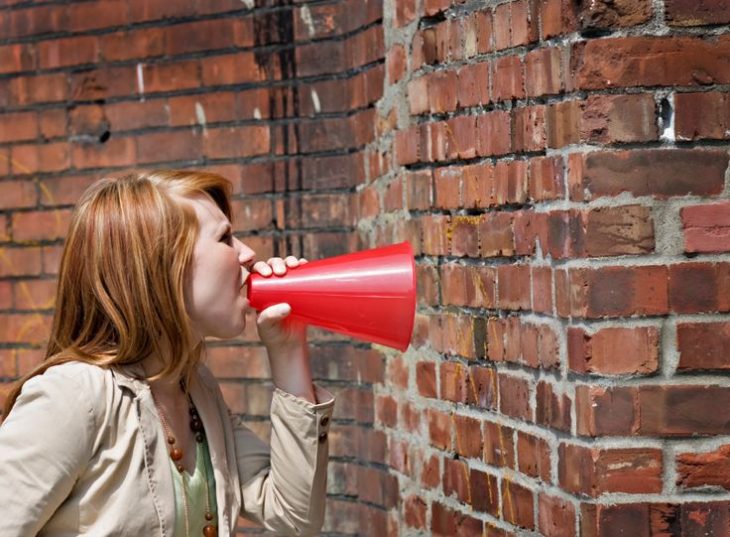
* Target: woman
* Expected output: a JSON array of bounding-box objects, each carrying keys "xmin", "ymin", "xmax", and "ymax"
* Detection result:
[{"xmin": 0, "ymin": 170, "xmax": 334, "ymax": 537}]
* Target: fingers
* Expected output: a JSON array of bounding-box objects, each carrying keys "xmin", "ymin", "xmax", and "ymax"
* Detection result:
[
  {"xmin": 256, "ymin": 303, "xmax": 291, "ymax": 326},
  {"xmin": 253, "ymin": 256, "xmax": 308, "ymax": 276}
]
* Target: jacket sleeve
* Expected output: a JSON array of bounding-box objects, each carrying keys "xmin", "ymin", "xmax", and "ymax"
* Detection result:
[
  {"xmin": 0, "ymin": 367, "xmax": 94, "ymax": 536},
  {"xmin": 233, "ymin": 384, "xmax": 335, "ymax": 537}
]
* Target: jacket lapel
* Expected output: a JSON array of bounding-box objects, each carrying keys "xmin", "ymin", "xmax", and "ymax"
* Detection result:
[
  {"xmin": 112, "ymin": 364, "xmax": 176, "ymax": 537},
  {"xmin": 189, "ymin": 368, "xmax": 239, "ymax": 536}
]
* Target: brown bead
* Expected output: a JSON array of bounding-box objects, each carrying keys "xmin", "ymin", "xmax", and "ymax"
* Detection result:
[
  {"xmin": 170, "ymin": 448, "xmax": 183, "ymax": 461},
  {"xmin": 176, "ymin": 463, "xmax": 184, "ymax": 473},
  {"xmin": 203, "ymin": 524, "xmax": 217, "ymax": 537},
  {"xmin": 167, "ymin": 436, "xmax": 175, "ymax": 445},
  {"xmin": 205, "ymin": 512, "xmax": 213, "ymax": 521}
]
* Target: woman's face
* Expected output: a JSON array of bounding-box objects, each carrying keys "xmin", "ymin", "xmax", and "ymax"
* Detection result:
[{"xmin": 182, "ymin": 193, "xmax": 256, "ymax": 340}]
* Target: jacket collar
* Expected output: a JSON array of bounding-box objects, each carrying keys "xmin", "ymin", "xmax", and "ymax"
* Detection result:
[{"xmin": 110, "ymin": 360, "xmax": 238, "ymax": 536}]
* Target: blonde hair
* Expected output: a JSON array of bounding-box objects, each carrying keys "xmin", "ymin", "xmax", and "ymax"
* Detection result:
[{"xmin": 4, "ymin": 169, "xmax": 233, "ymax": 414}]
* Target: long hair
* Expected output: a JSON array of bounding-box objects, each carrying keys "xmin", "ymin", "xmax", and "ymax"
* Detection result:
[{"xmin": 4, "ymin": 169, "xmax": 233, "ymax": 415}]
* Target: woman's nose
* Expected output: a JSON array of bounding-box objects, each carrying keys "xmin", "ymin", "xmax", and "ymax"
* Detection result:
[{"xmin": 236, "ymin": 238, "xmax": 256, "ymax": 267}]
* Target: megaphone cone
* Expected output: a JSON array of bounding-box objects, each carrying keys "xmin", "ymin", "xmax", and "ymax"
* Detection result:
[{"xmin": 247, "ymin": 241, "xmax": 416, "ymax": 351}]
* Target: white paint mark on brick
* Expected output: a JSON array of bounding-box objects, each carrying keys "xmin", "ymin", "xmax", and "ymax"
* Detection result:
[
  {"xmin": 310, "ymin": 89, "xmax": 321, "ymax": 114},
  {"xmin": 253, "ymin": 107, "xmax": 262, "ymax": 120},
  {"xmin": 661, "ymin": 93, "xmax": 676, "ymax": 142},
  {"xmin": 241, "ymin": 0, "xmax": 255, "ymax": 8},
  {"xmin": 136, "ymin": 63, "xmax": 145, "ymax": 100},
  {"xmin": 195, "ymin": 102, "xmax": 206, "ymax": 128},
  {"xmin": 299, "ymin": 5, "xmax": 316, "ymax": 38}
]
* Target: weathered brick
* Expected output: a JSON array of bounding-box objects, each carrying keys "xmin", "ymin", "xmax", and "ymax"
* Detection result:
[
  {"xmin": 577, "ymin": 149, "xmax": 727, "ymax": 199},
  {"xmin": 568, "ymin": 326, "xmax": 659, "ymax": 375},
  {"xmin": 539, "ymin": 494, "xmax": 576, "ymax": 537},
  {"xmin": 677, "ymin": 321, "xmax": 730, "ymax": 371},
  {"xmin": 677, "ymin": 444, "xmax": 730, "ymax": 491},
  {"xmin": 666, "ymin": 0, "xmax": 730, "ymax": 26},
  {"xmin": 675, "ymin": 92, "xmax": 730, "ymax": 141},
  {"xmin": 572, "ymin": 36, "xmax": 730, "ymax": 89},
  {"xmin": 559, "ymin": 444, "xmax": 663, "ymax": 496}
]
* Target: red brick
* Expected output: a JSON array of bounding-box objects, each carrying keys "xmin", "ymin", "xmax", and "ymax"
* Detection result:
[
  {"xmin": 677, "ymin": 321, "xmax": 730, "ymax": 371},
  {"xmin": 539, "ymin": 494, "xmax": 576, "ymax": 537},
  {"xmin": 532, "ymin": 266, "xmax": 554, "ymax": 314},
  {"xmin": 203, "ymin": 126, "xmax": 270, "ymax": 159},
  {"xmin": 404, "ymin": 495, "xmax": 427, "ymax": 528},
  {"xmin": 37, "ymin": 36, "xmax": 100, "ymax": 69},
  {"xmin": 581, "ymin": 94, "xmax": 658, "ymax": 143},
  {"xmin": 428, "ymin": 409, "xmax": 451, "ymax": 450},
  {"xmin": 3, "ymin": 6, "xmax": 68, "ymax": 39},
  {"xmin": 463, "ymin": 162, "xmax": 496, "ymax": 209},
  {"xmin": 106, "ymin": 100, "xmax": 169, "ymax": 131},
  {"xmin": 12, "ymin": 210, "xmax": 72, "ymax": 243},
  {"xmin": 0, "ymin": 112, "xmax": 38, "ymax": 143},
  {"xmin": 101, "ymin": 28, "xmax": 166, "ymax": 61},
  {"xmin": 675, "ymin": 92, "xmax": 730, "ymax": 141},
  {"xmin": 568, "ymin": 326, "xmax": 659, "ymax": 375},
  {"xmin": 497, "ymin": 264, "xmax": 530, "ymax": 311},
  {"xmin": 638, "ymin": 385, "xmax": 730, "ymax": 436},
  {"xmin": 128, "ymin": 0, "xmax": 196, "ymax": 22},
  {"xmin": 525, "ymin": 47, "xmax": 563, "ymax": 97},
  {"xmin": 10, "ymin": 73, "xmax": 68, "ymax": 105},
  {"xmin": 668, "ymin": 262, "xmax": 730, "ymax": 314},
  {"xmin": 67, "ymin": 0, "xmax": 128, "ymax": 31},
  {"xmin": 502, "ymin": 478, "xmax": 535, "ymax": 529},
  {"xmin": 498, "ymin": 373, "xmax": 532, "ymax": 422},
  {"xmin": 666, "ymin": 0, "xmax": 730, "ymax": 26},
  {"xmin": 529, "ymin": 156, "xmax": 564, "ymax": 201},
  {"xmin": 682, "ymin": 202, "xmax": 730, "ymax": 253},
  {"xmin": 536, "ymin": 381, "xmax": 571, "ymax": 432},
  {"xmin": 456, "ymin": 63, "xmax": 490, "ymax": 108},
  {"xmin": 479, "ymin": 212, "xmax": 515, "ymax": 257},
  {"xmin": 466, "ymin": 365, "xmax": 497, "ymax": 409},
  {"xmin": 165, "ymin": 19, "xmax": 237, "ymax": 56},
  {"xmin": 512, "ymin": 105, "xmax": 547, "ymax": 153},
  {"xmin": 475, "ymin": 110, "xmax": 511, "ymax": 157},
  {"xmin": 453, "ymin": 414, "xmax": 482, "ymax": 459},
  {"xmin": 493, "ymin": 55, "xmax": 525, "ymax": 102},
  {"xmin": 576, "ymin": 385, "xmax": 638, "ymax": 437},
  {"xmin": 579, "ymin": 0, "xmax": 652, "ymax": 29},
  {"xmin": 135, "ymin": 130, "xmax": 202, "ymax": 164},
  {"xmin": 69, "ymin": 67, "xmax": 135, "ymax": 101},
  {"xmin": 562, "ymin": 265, "xmax": 669, "ymax": 318},
  {"xmin": 518, "ymin": 431, "xmax": 552, "ymax": 483},
  {"xmin": 13, "ymin": 279, "xmax": 57, "ymax": 311},
  {"xmin": 484, "ymin": 420, "xmax": 515, "ymax": 468},
  {"xmin": 469, "ymin": 469, "xmax": 499, "ymax": 516},
  {"xmin": 583, "ymin": 205, "xmax": 655, "ymax": 256},
  {"xmin": 10, "ymin": 142, "xmax": 69, "ymax": 174},
  {"xmin": 546, "ymin": 100, "xmax": 581, "ymax": 148},
  {"xmin": 0, "ymin": 313, "xmax": 51, "ymax": 344},
  {"xmin": 442, "ymin": 457, "xmax": 470, "ymax": 503},
  {"xmin": 449, "ymin": 216, "xmax": 480, "ymax": 258},
  {"xmin": 0, "ymin": 43, "xmax": 35, "ymax": 75},
  {"xmin": 142, "ymin": 60, "xmax": 200, "ymax": 93},
  {"xmin": 676, "ymin": 444, "xmax": 730, "ymax": 490},
  {"xmin": 38, "ymin": 109, "xmax": 66, "ymax": 139},
  {"xmin": 540, "ymin": 0, "xmax": 579, "ymax": 38},
  {"xmin": 431, "ymin": 502, "xmax": 483, "ymax": 537},
  {"xmin": 71, "ymin": 138, "xmax": 136, "ymax": 170},
  {"xmin": 559, "ymin": 444, "xmax": 663, "ymax": 496},
  {"xmin": 572, "ymin": 36, "xmax": 730, "ymax": 89},
  {"xmin": 0, "ymin": 179, "xmax": 35, "ymax": 210},
  {"xmin": 577, "ymin": 149, "xmax": 727, "ymax": 199}
]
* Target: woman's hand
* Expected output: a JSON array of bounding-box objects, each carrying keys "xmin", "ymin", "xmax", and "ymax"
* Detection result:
[
  {"xmin": 253, "ymin": 255, "xmax": 308, "ymax": 354},
  {"xmin": 253, "ymin": 255, "xmax": 316, "ymax": 403}
]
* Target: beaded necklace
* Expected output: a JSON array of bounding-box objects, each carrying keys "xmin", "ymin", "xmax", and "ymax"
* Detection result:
[{"xmin": 151, "ymin": 382, "xmax": 217, "ymax": 537}]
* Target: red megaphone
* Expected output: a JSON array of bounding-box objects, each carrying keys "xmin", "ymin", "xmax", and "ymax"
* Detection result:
[{"xmin": 247, "ymin": 242, "xmax": 416, "ymax": 351}]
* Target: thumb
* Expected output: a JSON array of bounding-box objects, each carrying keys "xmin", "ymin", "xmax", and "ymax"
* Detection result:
[{"xmin": 256, "ymin": 303, "xmax": 291, "ymax": 327}]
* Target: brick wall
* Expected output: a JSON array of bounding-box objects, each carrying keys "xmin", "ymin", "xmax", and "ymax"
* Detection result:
[
  {"xmin": 2, "ymin": 0, "xmax": 730, "ymax": 536},
  {"xmin": 376, "ymin": 0, "xmax": 730, "ymax": 535}
]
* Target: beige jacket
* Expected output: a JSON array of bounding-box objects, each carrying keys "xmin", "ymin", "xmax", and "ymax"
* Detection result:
[{"xmin": 0, "ymin": 361, "xmax": 335, "ymax": 537}]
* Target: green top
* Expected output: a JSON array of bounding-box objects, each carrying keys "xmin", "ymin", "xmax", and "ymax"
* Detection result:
[{"xmin": 170, "ymin": 437, "xmax": 218, "ymax": 537}]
